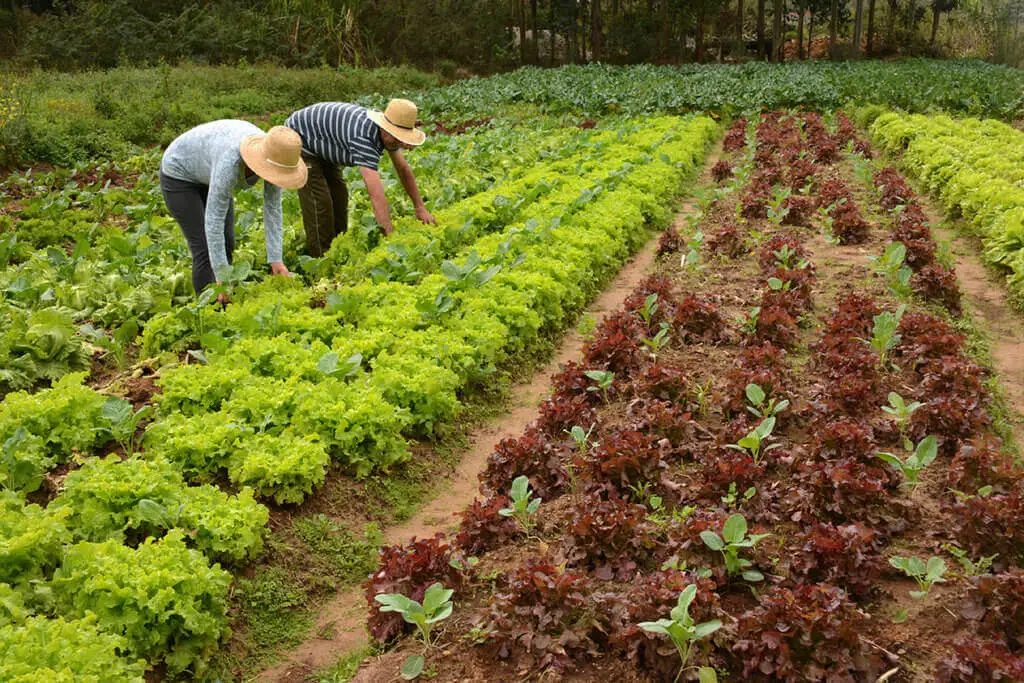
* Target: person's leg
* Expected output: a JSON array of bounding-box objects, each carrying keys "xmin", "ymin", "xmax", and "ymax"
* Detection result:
[
  {"xmin": 224, "ymin": 198, "xmax": 235, "ymax": 264},
  {"xmin": 160, "ymin": 172, "xmax": 216, "ymax": 294},
  {"xmin": 297, "ymin": 153, "xmax": 335, "ymax": 257},
  {"xmin": 323, "ymin": 163, "xmax": 349, "ymax": 239}
]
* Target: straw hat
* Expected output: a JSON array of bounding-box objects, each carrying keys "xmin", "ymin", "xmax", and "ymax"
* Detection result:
[
  {"xmin": 367, "ymin": 99, "xmax": 426, "ymax": 147},
  {"xmin": 240, "ymin": 126, "xmax": 308, "ymax": 190}
]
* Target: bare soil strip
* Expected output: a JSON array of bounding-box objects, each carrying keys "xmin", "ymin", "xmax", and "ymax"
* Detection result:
[{"xmin": 256, "ymin": 151, "xmax": 722, "ymax": 682}]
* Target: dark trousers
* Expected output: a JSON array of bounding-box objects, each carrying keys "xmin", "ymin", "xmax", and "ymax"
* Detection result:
[
  {"xmin": 298, "ymin": 152, "xmax": 348, "ymax": 257},
  {"xmin": 160, "ymin": 171, "xmax": 234, "ymax": 294}
]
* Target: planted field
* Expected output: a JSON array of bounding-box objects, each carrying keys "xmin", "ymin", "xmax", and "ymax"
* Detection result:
[
  {"xmin": 353, "ymin": 114, "xmax": 1024, "ymax": 681},
  {"xmin": 1, "ymin": 62, "xmax": 1023, "ymax": 682}
]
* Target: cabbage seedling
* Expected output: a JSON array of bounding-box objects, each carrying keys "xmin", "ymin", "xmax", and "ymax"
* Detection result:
[
  {"xmin": 584, "ymin": 369, "xmax": 615, "ymax": 402},
  {"xmin": 881, "ymin": 391, "xmax": 922, "ymax": 445},
  {"xmin": 700, "ymin": 513, "xmax": 769, "ymax": 582},
  {"xmin": 375, "ymin": 582, "xmax": 454, "ymax": 679},
  {"xmin": 876, "ymin": 435, "xmax": 938, "ymax": 491},
  {"xmin": 638, "ymin": 584, "xmax": 722, "ymax": 683},
  {"xmin": 888, "ymin": 555, "xmax": 947, "ymax": 599},
  {"xmin": 725, "ymin": 416, "xmax": 781, "ymax": 465},
  {"xmin": 499, "ymin": 475, "xmax": 541, "ymax": 535},
  {"xmin": 745, "ymin": 383, "xmax": 789, "ymax": 419}
]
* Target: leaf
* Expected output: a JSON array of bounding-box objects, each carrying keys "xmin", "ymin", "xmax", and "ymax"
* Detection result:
[
  {"xmin": 745, "ymin": 383, "xmax": 766, "ymax": 405},
  {"xmin": 693, "ymin": 619, "xmax": 722, "ymax": 639},
  {"xmin": 400, "ymin": 654, "xmax": 424, "ymax": 680},
  {"xmin": 915, "ymin": 435, "xmax": 939, "ymax": 467},
  {"xmin": 676, "ymin": 584, "xmax": 697, "ymax": 613},
  {"xmin": 722, "ymin": 513, "xmax": 747, "ymax": 543},
  {"xmin": 742, "ymin": 570, "xmax": 764, "ymax": 582},
  {"xmin": 317, "ymin": 352, "xmax": 340, "ymax": 376},
  {"xmin": 698, "ymin": 667, "xmax": 719, "ymax": 683},
  {"xmin": 421, "ymin": 583, "xmax": 453, "ymax": 615},
  {"xmin": 700, "ymin": 531, "xmax": 724, "ymax": 551},
  {"xmin": 509, "ymin": 475, "xmax": 529, "ymax": 501}
]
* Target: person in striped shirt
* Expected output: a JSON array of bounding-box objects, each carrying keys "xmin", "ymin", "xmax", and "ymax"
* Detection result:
[{"xmin": 284, "ymin": 98, "xmax": 435, "ymax": 257}]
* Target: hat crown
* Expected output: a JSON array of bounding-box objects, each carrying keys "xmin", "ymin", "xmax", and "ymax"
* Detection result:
[
  {"xmin": 264, "ymin": 126, "xmax": 302, "ymax": 168},
  {"xmin": 383, "ymin": 99, "xmax": 418, "ymax": 129}
]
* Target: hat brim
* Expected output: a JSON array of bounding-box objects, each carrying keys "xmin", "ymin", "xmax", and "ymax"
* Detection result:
[
  {"xmin": 239, "ymin": 134, "xmax": 308, "ymax": 190},
  {"xmin": 367, "ymin": 110, "xmax": 426, "ymax": 147}
]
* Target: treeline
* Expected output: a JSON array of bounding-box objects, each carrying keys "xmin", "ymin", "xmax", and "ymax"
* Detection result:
[{"xmin": 3, "ymin": 0, "xmax": 1023, "ymax": 70}]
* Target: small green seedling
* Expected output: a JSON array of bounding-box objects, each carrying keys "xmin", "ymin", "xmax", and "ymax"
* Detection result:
[
  {"xmin": 889, "ymin": 555, "xmax": 947, "ymax": 599},
  {"xmin": 766, "ymin": 186, "xmax": 792, "ymax": 225},
  {"xmin": 638, "ymin": 584, "xmax": 722, "ymax": 683},
  {"xmin": 374, "ymin": 582, "xmax": 454, "ymax": 679},
  {"xmin": 876, "ymin": 435, "xmax": 938, "ymax": 491},
  {"xmin": 683, "ymin": 230, "xmax": 705, "ymax": 267},
  {"xmin": 864, "ymin": 304, "xmax": 906, "ymax": 367},
  {"xmin": 950, "ymin": 485, "xmax": 994, "ymax": 503},
  {"xmin": 721, "ymin": 482, "xmax": 757, "ymax": 509},
  {"xmin": 499, "ymin": 475, "xmax": 541, "ymax": 535},
  {"xmin": 726, "ymin": 416, "xmax": 781, "ymax": 465},
  {"xmin": 773, "ymin": 244, "xmax": 800, "ymax": 270},
  {"xmin": 700, "ymin": 513, "xmax": 769, "ymax": 582},
  {"xmin": 100, "ymin": 397, "xmax": 152, "ymax": 458},
  {"xmin": 767, "ymin": 277, "xmax": 791, "ymax": 292},
  {"xmin": 871, "ymin": 242, "xmax": 913, "ymax": 298},
  {"xmin": 639, "ymin": 294, "xmax": 660, "ymax": 326},
  {"xmin": 881, "ymin": 392, "xmax": 923, "ymax": 445},
  {"xmin": 584, "ymin": 369, "xmax": 615, "ymax": 402},
  {"xmin": 642, "ymin": 322, "xmax": 672, "ymax": 360},
  {"xmin": 739, "ymin": 306, "xmax": 761, "ymax": 336},
  {"xmin": 745, "ymin": 383, "xmax": 790, "ymax": 419},
  {"xmin": 567, "ymin": 425, "xmax": 594, "ymax": 455},
  {"xmin": 690, "ymin": 380, "xmax": 713, "ymax": 419},
  {"xmin": 942, "ymin": 543, "xmax": 997, "ymax": 578}
]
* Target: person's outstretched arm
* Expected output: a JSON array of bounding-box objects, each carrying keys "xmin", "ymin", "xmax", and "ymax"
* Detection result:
[
  {"xmin": 358, "ymin": 166, "xmax": 395, "ymax": 235},
  {"xmin": 388, "ymin": 149, "xmax": 435, "ymax": 224}
]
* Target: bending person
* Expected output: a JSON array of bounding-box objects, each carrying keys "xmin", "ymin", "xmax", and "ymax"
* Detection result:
[
  {"xmin": 160, "ymin": 121, "xmax": 307, "ymax": 298},
  {"xmin": 285, "ymin": 98, "xmax": 435, "ymax": 257}
]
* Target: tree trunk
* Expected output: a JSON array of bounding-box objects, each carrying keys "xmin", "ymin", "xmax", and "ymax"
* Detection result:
[
  {"xmin": 772, "ymin": 0, "xmax": 783, "ymax": 61},
  {"xmin": 930, "ymin": 4, "xmax": 940, "ymax": 44},
  {"xmin": 737, "ymin": 0, "xmax": 745, "ymax": 54},
  {"xmin": 807, "ymin": 10, "xmax": 814, "ymax": 56},
  {"xmin": 853, "ymin": 0, "xmax": 865, "ymax": 55},
  {"xmin": 797, "ymin": 4, "xmax": 805, "ymax": 58},
  {"xmin": 757, "ymin": 0, "xmax": 767, "ymax": 57},
  {"xmin": 907, "ymin": 0, "xmax": 917, "ymax": 31},
  {"xmin": 829, "ymin": 0, "xmax": 838, "ymax": 53},
  {"xmin": 591, "ymin": 0, "xmax": 603, "ymax": 61},
  {"xmin": 696, "ymin": 9, "xmax": 706, "ymax": 61},
  {"xmin": 660, "ymin": 0, "xmax": 670, "ymax": 59},
  {"xmin": 886, "ymin": 0, "xmax": 899, "ymax": 47},
  {"xmin": 867, "ymin": 0, "xmax": 877, "ymax": 54},
  {"xmin": 530, "ymin": 0, "xmax": 539, "ymax": 63}
]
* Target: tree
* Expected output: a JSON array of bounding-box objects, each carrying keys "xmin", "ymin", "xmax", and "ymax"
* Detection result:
[
  {"xmin": 930, "ymin": 0, "xmax": 957, "ymax": 44},
  {"xmin": 758, "ymin": 0, "xmax": 767, "ymax": 57},
  {"xmin": 866, "ymin": 0, "xmax": 877, "ymax": 53},
  {"xmin": 853, "ymin": 0, "xmax": 865, "ymax": 54},
  {"xmin": 772, "ymin": 0, "xmax": 784, "ymax": 60}
]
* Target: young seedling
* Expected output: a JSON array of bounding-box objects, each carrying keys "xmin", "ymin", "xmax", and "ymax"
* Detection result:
[
  {"xmin": 864, "ymin": 304, "xmax": 906, "ymax": 368},
  {"xmin": 942, "ymin": 543, "xmax": 998, "ymax": 578},
  {"xmin": 690, "ymin": 380, "xmax": 713, "ymax": 419},
  {"xmin": 567, "ymin": 425, "xmax": 595, "ymax": 455},
  {"xmin": 584, "ymin": 370, "xmax": 615, "ymax": 402},
  {"xmin": 100, "ymin": 397, "xmax": 152, "ymax": 458},
  {"xmin": 638, "ymin": 584, "xmax": 722, "ymax": 683},
  {"xmin": 638, "ymin": 294, "xmax": 660, "ymax": 327},
  {"xmin": 773, "ymin": 244, "xmax": 800, "ymax": 270},
  {"xmin": 725, "ymin": 416, "xmax": 781, "ymax": 465},
  {"xmin": 721, "ymin": 482, "xmax": 757, "ymax": 510},
  {"xmin": 889, "ymin": 555, "xmax": 947, "ymax": 599},
  {"xmin": 375, "ymin": 582, "xmax": 454, "ymax": 680},
  {"xmin": 745, "ymin": 383, "xmax": 790, "ymax": 419},
  {"xmin": 871, "ymin": 242, "xmax": 913, "ymax": 298},
  {"xmin": 950, "ymin": 484, "xmax": 994, "ymax": 503},
  {"xmin": 700, "ymin": 513, "xmax": 769, "ymax": 582},
  {"xmin": 876, "ymin": 435, "xmax": 938, "ymax": 491},
  {"xmin": 642, "ymin": 322, "xmax": 672, "ymax": 361},
  {"xmin": 738, "ymin": 306, "xmax": 761, "ymax": 337},
  {"xmin": 766, "ymin": 186, "xmax": 792, "ymax": 225},
  {"xmin": 498, "ymin": 475, "xmax": 541, "ymax": 536},
  {"xmin": 881, "ymin": 391, "xmax": 923, "ymax": 447},
  {"xmin": 767, "ymin": 277, "xmax": 791, "ymax": 292},
  {"xmin": 683, "ymin": 229, "xmax": 705, "ymax": 268}
]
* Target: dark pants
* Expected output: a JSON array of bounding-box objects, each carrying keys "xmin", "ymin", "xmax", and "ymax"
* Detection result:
[
  {"xmin": 298, "ymin": 152, "xmax": 348, "ymax": 257},
  {"xmin": 160, "ymin": 171, "xmax": 234, "ymax": 294}
]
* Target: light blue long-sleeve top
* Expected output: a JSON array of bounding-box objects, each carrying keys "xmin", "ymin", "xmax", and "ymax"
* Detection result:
[{"xmin": 160, "ymin": 120, "xmax": 283, "ymax": 275}]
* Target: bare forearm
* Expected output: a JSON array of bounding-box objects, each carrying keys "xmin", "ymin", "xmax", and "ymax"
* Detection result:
[{"xmin": 397, "ymin": 164, "xmax": 425, "ymax": 209}]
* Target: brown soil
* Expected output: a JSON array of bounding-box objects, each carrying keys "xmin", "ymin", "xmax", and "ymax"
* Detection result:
[{"xmin": 256, "ymin": 146, "xmax": 724, "ymax": 682}]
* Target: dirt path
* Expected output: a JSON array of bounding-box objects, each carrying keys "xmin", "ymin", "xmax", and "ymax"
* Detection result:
[
  {"xmin": 926, "ymin": 219, "xmax": 1024, "ymax": 447},
  {"xmin": 255, "ymin": 152, "xmax": 721, "ymax": 682}
]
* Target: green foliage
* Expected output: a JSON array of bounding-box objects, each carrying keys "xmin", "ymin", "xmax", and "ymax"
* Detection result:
[
  {"xmin": 0, "ymin": 491, "xmax": 70, "ymax": 588},
  {"xmin": 52, "ymin": 456, "xmax": 268, "ymax": 564},
  {"xmin": 699, "ymin": 513, "xmax": 769, "ymax": 582},
  {"xmin": 865, "ymin": 304, "xmax": 906, "ymax": 367},
  {"xmin": 725, "ymin": 416, "xmax": 781, "ymax": 465},
  {"xmin": 888, "ymin": 555, "xmax": 948, "ymax": 598},
  {"xmin": 876, "ymin": 435, "xmax": 939, "ymax": 491},
  {"xmin": 375, "ymin": 582, "xmax": 454, "ymax": 679},
  {"xmin": 498, "ymin": 475, "xmax": 541, "ymax": 535},
  {"xmin": 227, "ymin": 431, "xmax": 330, "ymax": 505},
  {"xmin": 0, "ymin": 614, "xmax": 147, "ymax": 683},
  {"xmin": 51, "ymin": 531, "xmax": 232, "ymax": 676},
  {"xmin": 0, "ymin": 373, "xmax": 110, "ymax": 492},
  {"xmin": 638, "ymin": 584, "xmax": 721, "ymax": 683},
  {"xmin": 871, "ymin": 242, "xmax": 913, "ymax": 298},
  {"xmin": 745, "ymin": 383, "xmax": 789, "ymax": 419}
]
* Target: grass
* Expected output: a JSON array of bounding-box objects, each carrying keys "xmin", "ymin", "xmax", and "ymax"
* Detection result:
[{"xmin": 314, "ymin": 646, "xmax": 381, "ymax": 683}]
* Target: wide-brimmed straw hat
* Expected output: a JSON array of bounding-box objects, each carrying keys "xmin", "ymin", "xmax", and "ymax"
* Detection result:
[
  {"xmin": 239, "ymin": 126, "xmax": 308, "ymax": 190},
  {"xmin": 367, "ymin": 99, "xmax": 426, "ymax": 147}
]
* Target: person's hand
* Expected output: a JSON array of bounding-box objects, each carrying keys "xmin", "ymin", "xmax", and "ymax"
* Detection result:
[
  {"xmin": 415, "ymin": 206, "xmax": 436, "ymax": 225},
  {"xmin": 380, "ymin": 223, "xmax": 394, "ymax": 236},
  {"xmin": 216, "ymin": 291, "xmax": 230, "ymax": 305},
  {"xmin": 270, "ymin": 261, "xmax": 291, "ymax": 277}
]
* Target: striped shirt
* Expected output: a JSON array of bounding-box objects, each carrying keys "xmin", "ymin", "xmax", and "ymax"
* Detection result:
[{"xmin": 285, "ymin": 103, "xmax": 385, "ymax": 170}]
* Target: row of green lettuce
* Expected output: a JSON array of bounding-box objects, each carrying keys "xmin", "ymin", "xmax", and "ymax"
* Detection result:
[
  {"xmin": 0, "ymin": 116, "xmax": 577, "ymax": 394},
  {"xmin": 867, "ymin": 111, "xmax": 1024, "ymax": 306},
  {"xmin": 0, "ymin": 115, "xmax": 719, "ymax": 679}
]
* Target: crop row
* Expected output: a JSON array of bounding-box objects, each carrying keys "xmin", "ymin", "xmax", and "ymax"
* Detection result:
[
  {"xmin": 356, "ymin": 112, "xmax": 1022, "ymax": 681},
  {"xmin": 867, "ymin": 111, "xmax": 1024, "ymax": 306},
  {"xmin": 0, "ymin": 116, "xmax": 718, "ymax": 678}
]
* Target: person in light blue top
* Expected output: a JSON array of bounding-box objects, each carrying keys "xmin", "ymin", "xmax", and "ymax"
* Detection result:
[{"xmin": 159, "ymin": 121, "xmax": 308, "ymax": 298}]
